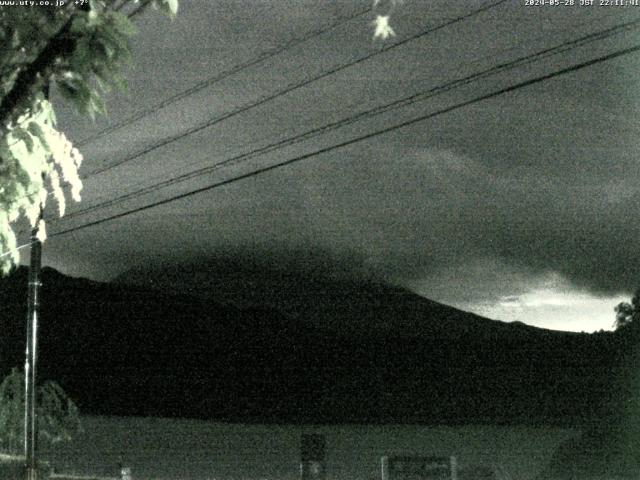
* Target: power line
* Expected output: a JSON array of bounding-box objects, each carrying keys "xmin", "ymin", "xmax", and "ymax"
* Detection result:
[
  {"xmin": 0, "ymin": 4, "xmax": 375, "ymax": 217},
  {"xmin": 0, "ymin": 241, "xmax": 32, "ymax": 259},
  {"xmin": 6, "ymin": 0, "xmax": 511, "ymax": 216},
  {"xmin": 76, "ymin": 4, "xmax": 373, "ymax": 147},
  {"xmin": 0, "ymin": 0, "xmax": 508, "ymax": 257},
  {"xmin": 4, "ymin": 10, "xmax": 635, "ymax": 255},
  {"xmin": 0, "ymin": 3, "xmax": 376, "ymax": 238},
  {"xmin": 83, "ymin": 0, "xmax": 509, "ymax": 178},
  {"xmin": 56, "ymin": 17, "xmax": 640, "ymax": 223},
  {"xmin": 49, "ymin": 44, "xmax": 640, "ymax": 239}
]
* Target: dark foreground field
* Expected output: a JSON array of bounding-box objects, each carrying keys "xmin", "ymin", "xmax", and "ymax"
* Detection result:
[{"xmin": 38, "ymin": 416, "xmax": 576, "ymax": 480}]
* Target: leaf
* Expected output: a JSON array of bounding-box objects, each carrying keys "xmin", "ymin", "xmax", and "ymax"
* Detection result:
[
  {"xmin": 92, "ymin": 63, "xmax": 128, "ymax": 93},
  {"xmin": 12, "ymin": 127, "xmax": 34, "ymax": 153},
  {"xmin": 110, "ymin": 71, "xmax": 128, "ymax": 92},
  {"xmin": 87, "ymin": 0, "xmax": 104, "ymax": 28},
  {"xmin": 70, "ymin": 37, "xmax": 93, "ymax": 74},
  {"xmin": 55, "ymin": 76, "xmax": 93, "ymax": 116},
  {"xmin": 90, "ymin": 35, "xmax": 115, "ymax": 63},
  {"xmin": 155, "ymin": 0, "xmax": 179, "ymax": 18},
  {"xmin": 41, "ymin": 99, "xmax": 56, "ymax": 126},
  {"xmin": 108, "ymin": 10, "xmax": 137, "ymax": 37},
  {"xmin": 55, "ymin": 79, "xmax": 79, "ymax": 102},
  {"xmin": 26, "ymin": 122, "xmax": 51, "ymax": 154},
  {"xmin": 166, "ymin": 0, "xmax": 179, "ymax": 16},
  {"xmin": 89, "ymin": 90, "xmax": 107, "ymax": 117},
  {"xmin": 70, "ymin": 11, "xmax": 91, "ymax": 35},
  {"xmin": 95, "ymin": 25, "xmax": 132, "ymax": 64},
  {"xmin": 372, "ymin": 15, "xmax": 395, "ymax": 40}
]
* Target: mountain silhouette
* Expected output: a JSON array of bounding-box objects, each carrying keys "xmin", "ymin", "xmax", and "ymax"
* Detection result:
[
  {"xmin": 0, "ymin": 264, "xmax": 634, "ymax": 425},
  {"xmin": 115, "ymin": 255, "xmax": 547, "ymax": 340}
]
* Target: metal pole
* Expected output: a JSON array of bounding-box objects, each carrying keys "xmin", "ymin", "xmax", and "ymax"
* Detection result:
[
  {"xmin": 24, "ymin": 222, "xmax": 42, "ymax": 480},
  {"xmin": 24, "ymin": 83, "xmax": 49, "ymax": 480}
]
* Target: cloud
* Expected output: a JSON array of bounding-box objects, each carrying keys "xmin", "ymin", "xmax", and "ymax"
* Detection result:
[{"xmin": 44, "ymin": 1, "xmax": 640, "ymax": 333}]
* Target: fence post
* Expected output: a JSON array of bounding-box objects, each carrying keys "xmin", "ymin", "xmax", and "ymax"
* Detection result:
[
  {"xmin": 300, "ymin": 434, "xmax": 326, "ymax": 480},
  {"xmin": 120, "ymin": 466, "xmax": 132, "ymax": 480}
]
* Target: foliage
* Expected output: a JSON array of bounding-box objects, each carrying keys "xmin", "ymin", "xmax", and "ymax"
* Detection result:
[
  {"xmin": 372, "ymin": 0, "xmax": 402, "ymax": 40},
  {"xmin": 614, "ymin": 288, "xmax": 640, "ymax": 330},
  {"xmin": 0, "ymin": 368, "xmax": 82, "ymax": 454},
  {"xmin": 0, "ymin": 0, "xmax": 397, "ymax": 275},
  {"xmin": 0, "ymin": 0, "xmax": 178, "ymax": 275}
]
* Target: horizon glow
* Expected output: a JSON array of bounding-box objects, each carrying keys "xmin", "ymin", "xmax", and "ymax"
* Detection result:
[
  {"xmin": 411, "ymin": 269, "xmax": 630, "ymax": 333},
  {"xmin": 456, "ymin": 282, "xmax": 629, "ymax": 333}
]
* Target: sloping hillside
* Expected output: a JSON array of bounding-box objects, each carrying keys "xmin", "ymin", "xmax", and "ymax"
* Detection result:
[{"xmin": 0, "ymin": 266, "xmax": 632, "ymax": 425}]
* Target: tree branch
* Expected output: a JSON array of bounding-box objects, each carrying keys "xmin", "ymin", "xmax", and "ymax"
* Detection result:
[
  {"xmin": 127, "ymin": 0, "xmax": 154, "ymax": 19},
  {"xmin": 0, "ymin": 5, "xmax": 78, "ymax": 131}
]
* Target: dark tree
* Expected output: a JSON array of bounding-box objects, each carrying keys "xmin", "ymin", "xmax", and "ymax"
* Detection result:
[
  {"xmin": 0, "ymin": 368, "xmax": 81, "ymax": 455},
  {"xmin": 614, "ymin": 288, "xmax": 640, "ymax": 330}
]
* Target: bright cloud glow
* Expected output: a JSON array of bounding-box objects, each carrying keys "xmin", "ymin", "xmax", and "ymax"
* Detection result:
[
  {"xmin": 461, "ymin": 274, "xmax": 628, "ymax": 332},
  {"xmin": 409, "ymin": 265, "xmax": 629, "ymax": 333}
]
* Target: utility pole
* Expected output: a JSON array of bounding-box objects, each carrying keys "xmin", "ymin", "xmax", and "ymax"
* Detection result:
[
  {"xmin": 24, "ymin": 211, "xmax": 42, "ymax": 480},
  {"xmin": 24, "ymin": 84, "xmax": 47, "ymax": 480}
]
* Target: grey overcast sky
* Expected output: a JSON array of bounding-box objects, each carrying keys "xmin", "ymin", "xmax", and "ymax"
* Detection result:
[{"xmin": 24, "ymin": 0, "xmax": 640, "ymax": 332}]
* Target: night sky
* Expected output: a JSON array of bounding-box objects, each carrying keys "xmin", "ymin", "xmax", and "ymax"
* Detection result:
[{"xmin": 16, "ymin": 0, "xmax": 640, "ymax": 332}]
